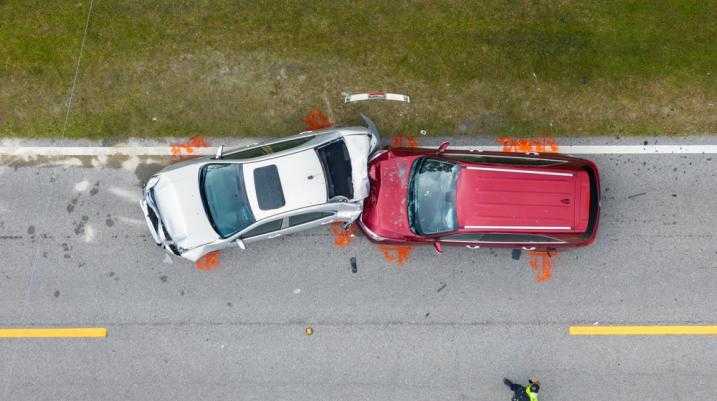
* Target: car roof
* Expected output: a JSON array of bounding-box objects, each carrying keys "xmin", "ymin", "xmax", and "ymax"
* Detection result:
[
  {"xmin": 455, "ymin": 166, "xmax": 591, "ymax": 234},
  {"xmin": 242, "ymin": 148, "xmax": 328, "ymax": 221}
]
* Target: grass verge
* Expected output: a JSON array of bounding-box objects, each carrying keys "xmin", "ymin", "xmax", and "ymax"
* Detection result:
[{"xmin": 0, "ymin": 0, "xmax": 715, "ymax": 138}]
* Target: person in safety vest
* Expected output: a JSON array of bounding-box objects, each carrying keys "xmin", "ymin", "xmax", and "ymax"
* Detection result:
[{"xmin": 503, "ymin": 377, "xmax": 540, "ymax": 401}]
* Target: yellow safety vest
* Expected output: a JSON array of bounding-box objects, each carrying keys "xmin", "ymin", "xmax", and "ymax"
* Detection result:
[{"xmin": 525, "ymin": 386, "xmax": 539, "ymax": 401}]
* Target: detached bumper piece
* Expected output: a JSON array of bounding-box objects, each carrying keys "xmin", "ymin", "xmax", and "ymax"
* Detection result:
[{"xmin": 343, "ymin": 92, "xmax": 410, "ymax": 103}]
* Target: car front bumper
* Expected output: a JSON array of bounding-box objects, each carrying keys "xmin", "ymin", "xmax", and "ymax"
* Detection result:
[{"xmin": 140, "ymin": 180, "xmax": 181, "ymax": 256}]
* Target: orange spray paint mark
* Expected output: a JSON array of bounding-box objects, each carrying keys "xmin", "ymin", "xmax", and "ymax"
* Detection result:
[
  {"xmin": 528, "ymin": 251, "xmax": 557, "ymax": 283},
  {"xmin": 390, "ymin": 133, "xmax": 419, "ymax": 148},
  {"xmin": 195, "ymin": 251, "xmax": 221, "ymax": 271},
  {"xmin": 497, "ymin": 137, "xmax": 559, "ymax": 153},
  {"xmin": 377, "ymin": 244, "xmax": 414, "ymax": 266},
  {"xmin": 171, "ymin": 135, "xmax": 210, "ymax": 160},
  {"xmin": 303, "ymin": 108, "xmax": 333, "ymax": 130},
  {"xmin": 329, "ymin": 223, "xmax": 357, "ymax": 247}
]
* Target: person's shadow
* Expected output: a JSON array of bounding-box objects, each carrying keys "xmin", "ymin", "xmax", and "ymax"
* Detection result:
[{"xmin": 503, "ymin": 378, "xmax": 528, "ymax": 401}]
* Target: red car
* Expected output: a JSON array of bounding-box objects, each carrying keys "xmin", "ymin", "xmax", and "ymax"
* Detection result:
[{"xmin": 358, "ymin": 143, "xmax": 600, "ymax": 253}]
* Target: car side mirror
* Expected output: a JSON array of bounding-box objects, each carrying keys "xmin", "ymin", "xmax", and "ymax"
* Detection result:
[
  {"xmin": 437, "ymin": 141, "xmax": 450, "ymax": 154},
  {"xmin": 235, "ymin": 238, "xmax": 246, "ymax": 250},
  {"xmin": 433, "ymin": 241, "xmax": 443, "ymax": 254},
  {"xmin": 214, "ymin": 145, "xmax": 224, "ymax": 159}
]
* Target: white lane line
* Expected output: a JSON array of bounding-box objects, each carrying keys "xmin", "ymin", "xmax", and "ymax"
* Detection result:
[
  {"xmin": 0, "ymin": 144, "xmax": 716, "ymax": 156},
  {"xmin": 455, "ymin": 145, "xmax": 717, "ymax": 154},
  {"xmin": 0, "ymin": 147, "xmax": 216, "ymax": 156}
]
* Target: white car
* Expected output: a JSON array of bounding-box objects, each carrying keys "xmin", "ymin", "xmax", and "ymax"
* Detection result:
[{"xmin": 141, "ymin": 115, "xmax": 380, "ymax": 262}]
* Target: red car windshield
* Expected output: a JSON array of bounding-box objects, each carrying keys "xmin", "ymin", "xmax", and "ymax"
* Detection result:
[{"xmin": 407, "ymin": 157, "xmax": 460, "ymax": 235}]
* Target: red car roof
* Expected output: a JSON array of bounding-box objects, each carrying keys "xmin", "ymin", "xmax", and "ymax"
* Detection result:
[{"xmin": 455, "ymin": 166, "xmax": 590, "ymax": 233}]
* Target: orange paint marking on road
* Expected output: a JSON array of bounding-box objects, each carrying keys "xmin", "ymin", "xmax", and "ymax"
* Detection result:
[
  {"xmin": 390, "ymin": 133, "xmax": 419, "ymax": 148},
  {"xmin": 303, "ymin": 108, "xmax": 333, "ymax": 130},
  {"xmin": 171, "ymin": 135, "xmax": 210, "ymax": 160},
  {"xmin": 377, "ymin": 244, "xmax": 414, "ymax": 267},
  {"xmin": 195, "ymin": 251, "xmax": 221, "ymax": 271},
  {"xmin": 528, "ymin": 251, "xmax": 557, "ymax": 283},
  {"xmin": 497, "ymin": 137, "xmax": 559, "ymax": 153},
  {"xmin": 329, "ymin": 223, "xmax": 357, "ymax": 247}
]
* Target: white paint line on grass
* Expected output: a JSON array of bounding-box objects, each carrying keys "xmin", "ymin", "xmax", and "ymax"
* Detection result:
[
  {"xmin": 1, "ymin": 144, "xmax": 717, "ymax": 156},
  {"xmin": 62, "ymin": 0, "xmax": 96, "ymax": 136}
]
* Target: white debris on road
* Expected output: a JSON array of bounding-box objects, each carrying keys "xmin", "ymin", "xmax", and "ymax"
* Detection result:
[{"xmin": 74, "ymin": 180, "xmax": 90, "ymax": 192}]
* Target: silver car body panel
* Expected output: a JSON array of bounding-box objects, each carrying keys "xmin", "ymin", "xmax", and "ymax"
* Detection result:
[
  {"xmin": 243, "ymin": 149, "xmax": 328, "ymax": 221},
  {"xmin": 141, "ymin": 119, "xmax": 380, "ymax": 262}
]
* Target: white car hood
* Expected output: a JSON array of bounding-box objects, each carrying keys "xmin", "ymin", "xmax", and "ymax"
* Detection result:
[
  {"xmin": 343, "ymin": 134, "xmax": 371, "ymax": 201},
  {"xmin": 152, "ymin": 165, "xmax": 219, "ymax": 250}
]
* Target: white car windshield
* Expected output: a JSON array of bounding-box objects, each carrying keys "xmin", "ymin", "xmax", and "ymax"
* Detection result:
[{"xmin": 200, "ymin": 164, "xmax": 256, "ymax": 238}]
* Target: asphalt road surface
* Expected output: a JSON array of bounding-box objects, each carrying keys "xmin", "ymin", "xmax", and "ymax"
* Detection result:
[{"xmin": 0, "ymin": 149, "xmax": 715, "ymax": 401}]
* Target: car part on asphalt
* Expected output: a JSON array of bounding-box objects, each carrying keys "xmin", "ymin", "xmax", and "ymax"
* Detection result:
[{"xmin": 350, "ymin": 256, "xmax": 357, "ymax": 273}]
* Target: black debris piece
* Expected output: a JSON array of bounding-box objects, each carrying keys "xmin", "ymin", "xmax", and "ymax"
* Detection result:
[{"xmin": 627, "ymin": 192, "xmax": 647, "ymax": 199}]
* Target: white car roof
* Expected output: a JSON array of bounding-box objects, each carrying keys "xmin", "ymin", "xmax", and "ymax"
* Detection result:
[{"xmin": 243, "ymin": 149, "xmax": 328, "ymax": 221}]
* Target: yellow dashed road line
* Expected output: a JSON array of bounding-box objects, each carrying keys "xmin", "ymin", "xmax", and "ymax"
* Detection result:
[
  {"xmin": 0, "ymin": 327, "xmax": 107, "ymax": 338},
  {"xmin": 570, "ymin": 325, "xmax": 717, "ymax": 336}
]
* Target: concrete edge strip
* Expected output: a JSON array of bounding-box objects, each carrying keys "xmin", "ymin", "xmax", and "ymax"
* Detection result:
[
  {"xmin": 0, "ymin": 327, "xmax": 107, "ymax": 338},
  {"xmin": 1, "ymin": 145, "xmax": 717, "ymax": 156},
  {"xmin": 569, "ymin": 325, "xmax": 717, "ymax": 336}
]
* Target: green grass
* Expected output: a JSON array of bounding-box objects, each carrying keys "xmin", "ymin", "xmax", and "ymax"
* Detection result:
[{"xmin": 0, "ymin": 0, "xmax": 715, "ymax": 138}]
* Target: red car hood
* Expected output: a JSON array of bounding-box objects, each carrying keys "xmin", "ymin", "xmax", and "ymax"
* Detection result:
[
  {"xmin": 361, "ymin": 153, "xmax": 422, "ymax": 239},
  {"xmin": 456, "ymin": 166, "xmax": 591, "ymax": 233}
]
